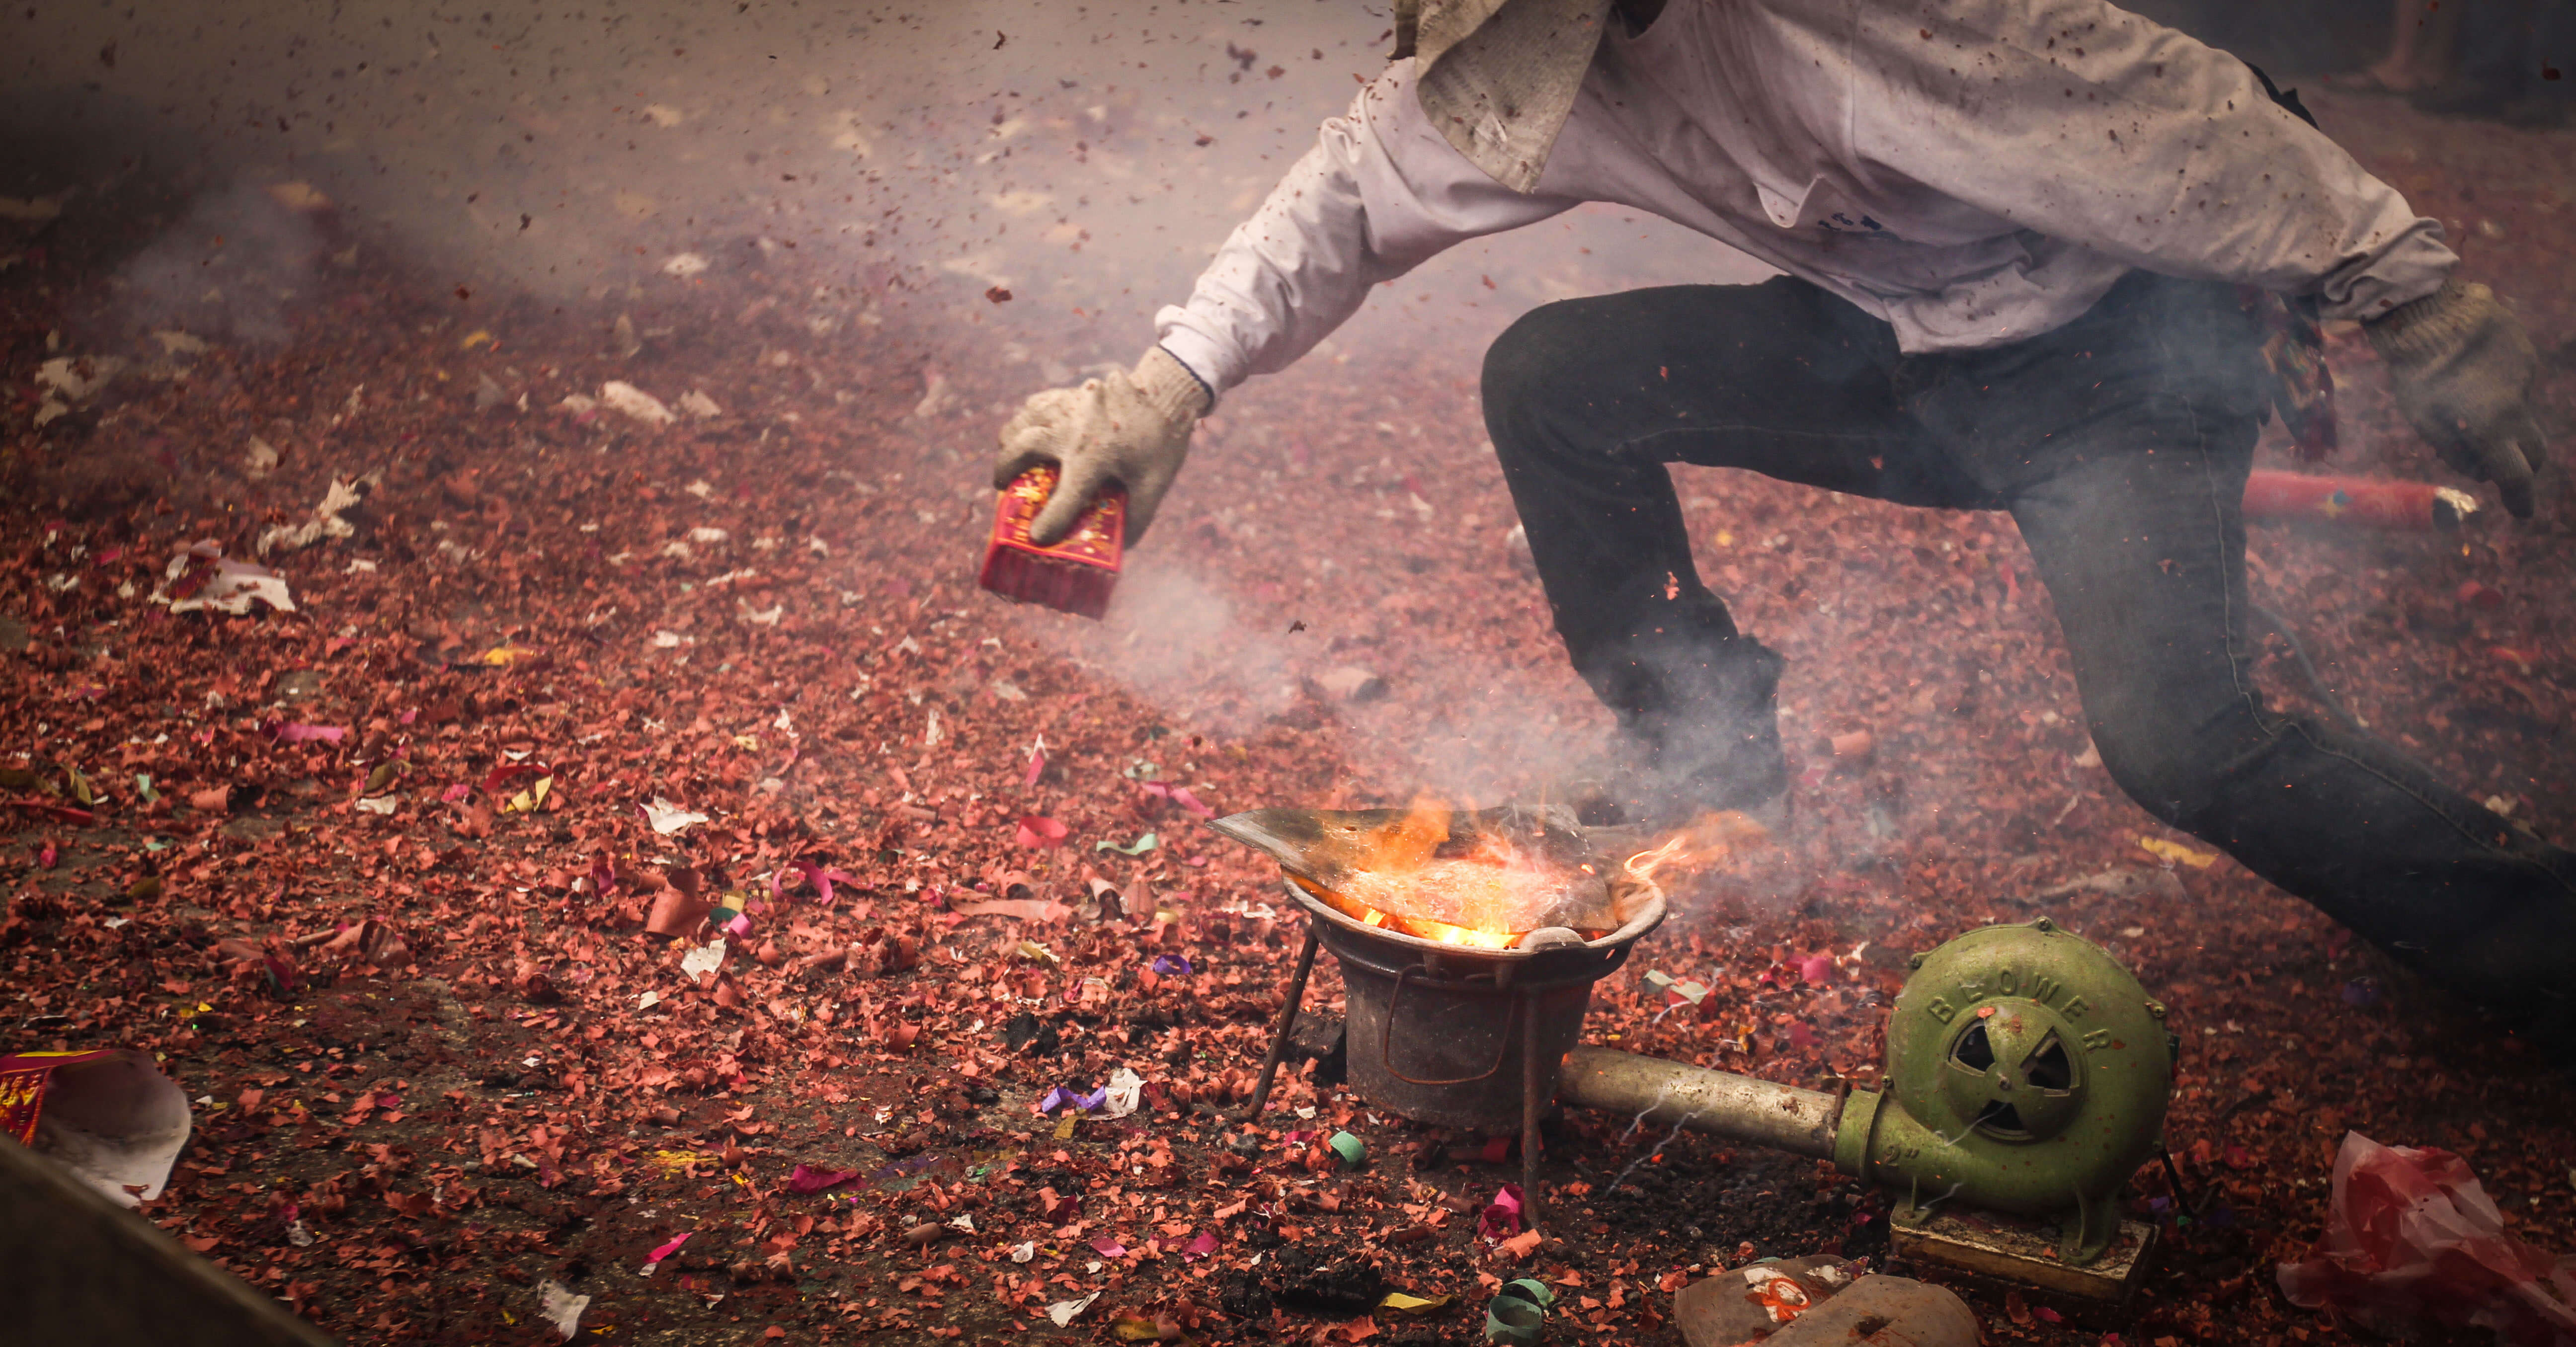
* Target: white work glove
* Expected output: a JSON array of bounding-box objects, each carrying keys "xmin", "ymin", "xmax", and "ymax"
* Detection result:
[
  {"xmin": 2366, "ymin": 278, "xmax": 2551, "ymax": 518},
  {"xmin": 992, "ymin": 347, "xmax": 1210, "ymax": 546}
]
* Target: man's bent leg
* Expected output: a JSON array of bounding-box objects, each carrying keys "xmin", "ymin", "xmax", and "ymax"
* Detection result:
[
  {"xmin": 2011, "ymin": 416, "xmax": 2576, "ymax": 1030},
  {"xmin": 1481, "ymin": 277, "xmax": 1986, "ymax": 817}
]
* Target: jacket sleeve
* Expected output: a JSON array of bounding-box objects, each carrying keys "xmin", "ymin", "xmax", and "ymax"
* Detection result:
[
  {"xmin": 1837, "ymin": 0, "xmax": 2453, "ymax": 320},
  {"xmin": 1155, "ymin": 60, "xmax": 1577, "ymax": 399}
]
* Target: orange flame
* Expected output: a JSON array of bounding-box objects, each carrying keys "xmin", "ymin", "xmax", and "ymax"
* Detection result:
[
  {"xmin": 1623, "ymin": 810, "xmax": 1771, "ymax": 888},
  {"xmin": 1298, "ymin": 800, "xmax": 1768, "ymax": 948},
  {"xmin": 1301, "ymin": 794, "xmax": 1574, "ymax": 944}
]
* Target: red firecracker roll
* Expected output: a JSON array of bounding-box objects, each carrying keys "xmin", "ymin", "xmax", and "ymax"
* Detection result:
[
  {"xmin": 2243, "ymin": 470, "xmax": 2479, "ymax": 532},
  {"xmin": 979, "ymin": 466, "xmax": 1125, "ymax": 619}
]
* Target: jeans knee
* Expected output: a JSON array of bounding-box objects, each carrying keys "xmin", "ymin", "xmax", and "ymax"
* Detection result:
[
  {"xmin": 2091, "ymin": 717, "xmax": 2235, "ymax": 830},
  {"xmin": 1482, "ymin": 299, "xmax": 1598, "ymax": 439}
]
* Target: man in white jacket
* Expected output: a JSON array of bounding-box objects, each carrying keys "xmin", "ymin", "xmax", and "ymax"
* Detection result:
[{"xmin": 994, "ymin": 0, "xmax": 2565, "ymax": 1030}]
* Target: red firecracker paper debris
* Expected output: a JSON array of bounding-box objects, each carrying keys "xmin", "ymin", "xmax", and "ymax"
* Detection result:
[
  {"xmin": 2277, "ymin": 1132, "xmax": 2576, "ymax": 1346},
  {"xmin": 1015, "ymin": 814, "xmax": 1069, "ymax": 849}
]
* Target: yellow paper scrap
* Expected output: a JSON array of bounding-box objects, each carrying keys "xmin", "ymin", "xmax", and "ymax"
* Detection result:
[
  {"xmin": 478, "ymin": 645, "xmax": 540, "ymax": 667},
  {"xmin": 459, "ymin": 329, "xmax": 495, "ymax": 351},
  {"xmin": 2138, "ymin": 836, "xmax": 2218, "ymax": 870},
  {"xmin": 501, "ymin": 777, "xmax": 555, "ymax": 815},
  {"xmin": 1379, "ymin": 1291, "xmax": 1453, "ymax": 1317}
]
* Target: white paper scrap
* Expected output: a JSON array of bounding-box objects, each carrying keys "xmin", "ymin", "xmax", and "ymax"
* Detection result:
[
  {"xmin": 537, "ymin": 1280, "xmax": 590, "ymax": 1340},
  {"xmin": 1046, "ymin": 1292, "xmax": 1100, "ymax": 1328},
  {"xmin": 679, "ymin": 938, "xmax": 726, "ymax": 980},
  {"xmin": 643, "ymin": 796, "xmax": 710, "ymax": 834},
  {"xmin": 1103, "ymin": 1067, "xmax": 1145, "ymax": 1120}
]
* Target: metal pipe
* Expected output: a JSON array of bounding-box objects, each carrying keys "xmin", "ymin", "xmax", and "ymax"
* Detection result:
[
  {"xmin": 1521, "ymin": 1015, "xmax": 1543, "ymax": 1232},
  {"xmin": 1238, "ymin": 923, "xmax": 1322, "ymax": 1121},
  {"xmin": 1556, "ymin": 1046, "xmax": 1841, "ymax": 1159}
]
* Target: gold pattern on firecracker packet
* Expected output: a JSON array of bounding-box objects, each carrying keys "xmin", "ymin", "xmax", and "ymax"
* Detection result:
[{"xmin": 998, "ymin": 467, "xmax": 1120, "ymax": 564}]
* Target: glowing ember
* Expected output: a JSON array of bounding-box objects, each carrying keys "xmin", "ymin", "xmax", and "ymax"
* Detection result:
[
  {"xmin": 1298, "ymin": 858, "xmax": 1571, "ymax": 947},
  {"xmin": 1212, "ymin": 799, "xmax": 1769, "ymax": 949},
  {"xmin": 1288, "ymin": 797, "xmax": 1768, "ymax": 948}
]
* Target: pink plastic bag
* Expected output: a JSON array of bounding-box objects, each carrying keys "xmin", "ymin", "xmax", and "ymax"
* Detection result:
[{"xmin": 2277, "ymin": 1132, "xmax": 2576, "ymax": 1347}]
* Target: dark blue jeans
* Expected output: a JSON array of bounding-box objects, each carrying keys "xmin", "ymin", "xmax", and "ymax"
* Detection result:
[{"xmin": 1482, "ymin": 271, "xmax": 2576, "ymax": 1029}]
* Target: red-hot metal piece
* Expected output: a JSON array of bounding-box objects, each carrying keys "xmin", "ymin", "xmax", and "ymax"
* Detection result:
[
  {"xmin": 978, "ymin": 466, "xmax": 1125, "ymax": 619},
  {"xmin": 2243, "ymin": 470, "xmax": 2478, "ymax": 532}
]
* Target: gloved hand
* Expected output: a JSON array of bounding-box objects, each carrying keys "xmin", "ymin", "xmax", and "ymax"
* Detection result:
[
  {"xmin": 2365, "ymin": 277, "xmax": 2551, "ymax": 517},
  {"xmin": 992, "ymin": 346, "xmax": 1210, "ymax": 546}
]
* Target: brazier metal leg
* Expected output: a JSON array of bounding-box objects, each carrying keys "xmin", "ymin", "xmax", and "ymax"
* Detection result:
[
  {"xmin": 1521, "ymin": 1005, "xmax": 1543, "ymax": 1233},
  {"xmin": 1240, "ymin": 922, "xmax": 1322, "ymax": 1122}
]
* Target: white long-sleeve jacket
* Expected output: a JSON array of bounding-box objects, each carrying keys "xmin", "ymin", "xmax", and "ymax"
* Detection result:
[{"xmin": 1155, "ymin": 0, "xmax": 2454, "ymax": 396}]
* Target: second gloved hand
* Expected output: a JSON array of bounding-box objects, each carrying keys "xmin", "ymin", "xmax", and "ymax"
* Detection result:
[
  {"xmin": 2366, "ymin": 277, "xmax": 2551, "ymax": 517},
  {"xmin": 993, "ymin": 346, "xmax": 1210, "ymax": 546}
]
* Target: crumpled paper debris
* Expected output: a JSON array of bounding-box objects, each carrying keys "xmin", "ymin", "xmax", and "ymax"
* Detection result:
[
  {"xmin": 2277, "ymin": 1131, "xmax": 2576, "ymax": 1347},
  {"xmin": 1039, "ymin": 1083, "xmax": 1110, "ymax": 1114},
  {"xmin": 679, "ymin": 938, "xmax": 727, "ymax": 980},
  {"xmin": 157, "ymin": 542, "xmax": 296, "ymax": 615},
  {"xmin": 1479, "ymin": 1184, "xmax": 1525, "ymax": 1241},
  {"xmin": 537, "ymin": 1280, "xmax": 589, "ymax": 1340},
  {"xmin": 1, "ymin": 1048, "xmax": 192, "ymax": 1207},
  {"xmin": 643, "ymin": 797, "xmax": 711, "ymax": 835},
  {"xmin": 1103, "ymin": 1067, "xmax": 1145, "ymax": 1119},
  {"xmin": 641, "ymin": 1231, "xmax": 691, "ymax": 1275},
  {"xmin": 599, "ymin": 380, "xmax": 676, "ymax": 426},
  {"xmin": 256, "ymin": 476, "xmax": 366, "ymax": 555}
]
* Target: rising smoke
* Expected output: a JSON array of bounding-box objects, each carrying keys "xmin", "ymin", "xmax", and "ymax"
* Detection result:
[{"xmin": 5, "ymin": 0, "xmax": 1820, "ymax": 822}]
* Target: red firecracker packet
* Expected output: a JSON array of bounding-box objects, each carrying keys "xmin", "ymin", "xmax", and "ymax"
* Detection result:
[
  {"xmin": 1, "ymin": 1048, "xmax": 192, "ymax": 1206},
  {"xmin": 979, "ymin": 466, "xmax": 1124, "ymax": 620}
]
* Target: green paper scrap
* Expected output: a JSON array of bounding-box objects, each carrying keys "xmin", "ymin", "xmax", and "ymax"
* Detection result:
[
  {"xmin": 1094, "ymin": 832, "xmax": 1158, "ymax": 856},
  {"xmin": 1485, "ymin": 1296, "xmax": 1545, "ymax": 1346},
  {"xmin": 1328, "ymin": 1131, "xmax": 1366, "ymax": 1168},
  {"xmin": 1499, "ymin": 1278, "xmax": 1557, "ymax": 1309},
  {"xmin": 134, "ymin": 774, "xmax": 160, "ymax": 803}
]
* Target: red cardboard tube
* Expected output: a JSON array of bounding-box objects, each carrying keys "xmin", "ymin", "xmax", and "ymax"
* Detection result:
[{"xmin": 2243, "ymin": 470, "xmax": 2479, "ymax": 532}]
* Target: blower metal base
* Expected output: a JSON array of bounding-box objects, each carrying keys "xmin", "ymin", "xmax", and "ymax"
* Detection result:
[{"xmin": 1891, "ymin": 1206, "xmax": 2157, "ymax": 1308}]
